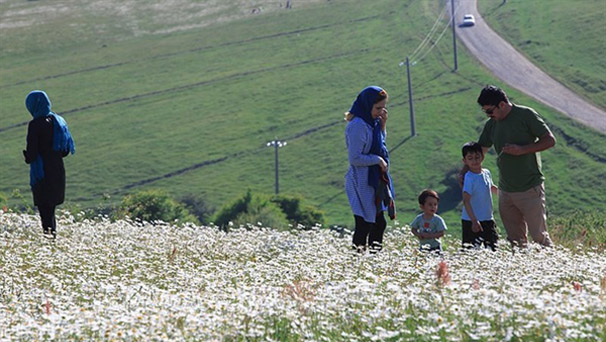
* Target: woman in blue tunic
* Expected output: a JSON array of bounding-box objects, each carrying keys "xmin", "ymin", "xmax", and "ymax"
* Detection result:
[
  {"xmin": 23, "ymin": 91, "xmax": 75, "ymax": 239},
  {"xmin": 344, "ymin": 86, "xmax": 396, "ymax": 252}
]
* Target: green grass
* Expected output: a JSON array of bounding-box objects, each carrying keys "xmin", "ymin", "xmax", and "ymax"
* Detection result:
[
  {"xmin": 549, "ymin": 209, "xmax": 606, "ymax": 251},
  {"xmin": 0, "ymin": 0, "xmax": 604, "ymax": 235},
  {"xmin": 478, "ymin": 0, "xmax": 606, "ymax": 109}
]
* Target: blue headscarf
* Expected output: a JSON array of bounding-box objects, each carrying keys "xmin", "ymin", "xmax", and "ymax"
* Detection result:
[
  {"xmin": 348, "ymin": 86, "xmax": 393, "ymax": 195},
  {"xmin": 25, "ymin": 90, "xmax": 75, "ymax": 186}
]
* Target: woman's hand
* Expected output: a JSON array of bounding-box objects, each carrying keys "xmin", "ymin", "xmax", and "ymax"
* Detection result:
[
  {"xmin": 379, "ymin": 108, "xmax": 388, "ymax": 131},
  {"xmin": 378, "ymin": 157, "xmax": 388, "ymax": 172}
]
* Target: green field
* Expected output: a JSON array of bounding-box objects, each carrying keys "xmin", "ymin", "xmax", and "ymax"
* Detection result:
[
  {"xmin": 1, "ymin": 0, "xmax": 605, "ymax": 232},
  {"xmin": 479, "ymin": 0, "xmax": 606, "ymax": 109}
]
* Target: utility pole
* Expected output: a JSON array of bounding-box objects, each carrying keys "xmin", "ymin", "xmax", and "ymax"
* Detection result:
[
  {"xmin": 266, "ymin": 138, "xmax": 287, "ymax": 194},
  {"xmin": 451, "ymin": 0, "xmax": 458, "ymax": 71},
  {"xmin": 405, "ymin": 57, "xmax": 416, "ymax": 137}
]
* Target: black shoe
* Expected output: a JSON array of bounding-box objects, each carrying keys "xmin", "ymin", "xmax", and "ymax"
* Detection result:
[
  {"xmin": 369, "ymin": 242, "xmax": 383, "ymax": 254},
  {"xmin": 42, "ymin": 227, "xmax": 56, "ymax": 239}
]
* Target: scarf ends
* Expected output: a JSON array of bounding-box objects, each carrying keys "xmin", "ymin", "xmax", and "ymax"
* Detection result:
[{"xmin": 375, "ymin": 171, "xmax": 396, "ymax": 220}]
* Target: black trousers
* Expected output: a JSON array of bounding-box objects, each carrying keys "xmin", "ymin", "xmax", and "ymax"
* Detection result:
[
  {"xmin": 352, "ymin": 213, "xmax": 386, "ymax": 251},
  {"xmin": 461, "ymin": 219, "xmax": 498, "ymax": 251},
  {"xmin": 38, "ymin": 204, "xmax": 56, "ymax": 233}
]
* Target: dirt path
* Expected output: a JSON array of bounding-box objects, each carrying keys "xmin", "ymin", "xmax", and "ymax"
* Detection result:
[{"xmin": 452, "ymin": 0, "xmax": 606, "ymax": 134}]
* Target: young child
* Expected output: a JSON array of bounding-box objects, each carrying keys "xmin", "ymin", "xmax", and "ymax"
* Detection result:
[
  {"xmin": 461, "ymin": 142, "xmax": 499, "ymax": 250},
  {"xmin": 410, "ymin": 189, "xmax": 447, "ymax": 253}
]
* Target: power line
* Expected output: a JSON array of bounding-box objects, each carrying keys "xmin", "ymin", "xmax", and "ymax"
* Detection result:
[
  {"xmin": 412, "ymin": 1, "xmax": 459, "ymax": 65},
  {"xmin": 412, "ymin": 14, "xmax": 454, "ymax": 64},
  {"xmin": 409, "ymin": 3, "xmax": 449, "ymax": 61}
]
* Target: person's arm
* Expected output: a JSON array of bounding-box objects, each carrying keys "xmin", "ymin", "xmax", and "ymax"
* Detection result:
[
  {"xmin": 458, "ymin": 165, "xmax": 469, "ymax": 188},
  {"xmin": 491, "ymin": 184, "xmax": 498, "ymax": 195},
  {"xmin": 502, "ymin": 131, "xmax": 556, "ymax": 156},
  {"xmin": 23, "ymin": 121, "xmax": 38, "ymax": 164},
  {"xmin": 422, "ymin": 230, "xmax": 445, "ymax": 239},
  {"xmin": 421, "ymin": 217, "xmax": 447, "ymax": 239},
  {"xmin": 410, "ymin": 218, "xmax": 423, "ymax": 239},
  {"xmin": 346, "ymin": 121, "xmax": 383, "ymax": 167},
  {"xmin": 463, "ymin": 192, "xmax": 483, "ymax": 233}
]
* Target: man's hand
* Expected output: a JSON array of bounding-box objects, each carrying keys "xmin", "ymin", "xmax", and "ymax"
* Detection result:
[
  {"xmin": 502, "ymin": 143, "xmax": 525, "ymax": 156},
  {"xmin": 502, "ymin": 132, "xmax": 556, "ymax": 156}
]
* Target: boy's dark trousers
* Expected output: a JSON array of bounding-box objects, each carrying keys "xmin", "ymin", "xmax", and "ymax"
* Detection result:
[
  {"xmin": 353, "ymin": 213, "xmax": 386, "ymax": 252},
  {"xmin": 462, "ymin": 219, "xmax": 498, "ymax": 251}
]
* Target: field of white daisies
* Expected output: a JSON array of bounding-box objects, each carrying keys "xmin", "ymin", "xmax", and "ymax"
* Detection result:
[{"xmin": 1, "ymin": 212, "xmax": 605, "ymax": 342}]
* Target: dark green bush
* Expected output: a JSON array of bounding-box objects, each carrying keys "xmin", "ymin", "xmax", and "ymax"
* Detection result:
[
  {"xmin": 214, "ymin": 190, "xmax": 288, "ymax": 230},
  {"xmin": 10, "ymin": 189, "xmax": 34, "ymax": 214},
  {"xmin": 213, "ymin": 190, "xmax": 254, "ymax": 228},
  {"xmin": 179, "ymin": 193, "xmax": 214, "ymax": 224},
  {"xmin": 213, "ymin": 190, "xmax": 323, "ymax": 230},
  {"xmin": 233, "ymin": 195, "xmax": 289, "ymax": 230},
  {"xmin": 271, "ymin": 194, "xmax": 325, "ymax": 229},
  {"xmin": 117, "ymin": 189, "xmax": 198, "ymax": 225}
]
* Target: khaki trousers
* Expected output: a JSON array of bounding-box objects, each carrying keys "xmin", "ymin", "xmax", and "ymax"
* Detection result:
[{"xmin": 498, "ymin": 183, "xmax": 552, "ymax": 247}]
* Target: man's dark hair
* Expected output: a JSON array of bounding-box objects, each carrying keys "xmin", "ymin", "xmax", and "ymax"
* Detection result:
[
  {"xmin": 477, "ymin": 85, "xmax": 508, "ymax": 106},
  {"xmin": 462, "ymin": 141, "xmax": 483, "ymax": 157},
  {"xmin": 418, "ymin": 189, "xmax": 439, "ymax": 205}
]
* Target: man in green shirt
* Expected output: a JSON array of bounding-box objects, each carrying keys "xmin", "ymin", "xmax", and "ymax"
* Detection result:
[{"xmin": 476, "ymin": 85, "xmax": 556, "ymax": 247}]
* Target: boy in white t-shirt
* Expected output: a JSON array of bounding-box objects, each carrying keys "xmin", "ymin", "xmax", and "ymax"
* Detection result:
[{"xmin": 461, "ymin": 142, "xmax": 499, "ymax": 250}]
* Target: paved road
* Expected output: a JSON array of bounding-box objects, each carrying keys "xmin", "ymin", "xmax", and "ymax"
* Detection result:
[{"xmin": 451, "ymin": 0, "xmax": 606, "ymax": 134}]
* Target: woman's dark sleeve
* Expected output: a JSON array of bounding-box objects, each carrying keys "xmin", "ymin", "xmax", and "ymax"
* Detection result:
[{"xmin": 24, "ymin": 121, "xmax": 38, "ymax": 164}]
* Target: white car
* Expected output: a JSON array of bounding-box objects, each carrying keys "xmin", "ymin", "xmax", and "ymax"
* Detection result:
[{"xmin": 462, "ymin": 14, "xmax": 475, "ymax": 27}]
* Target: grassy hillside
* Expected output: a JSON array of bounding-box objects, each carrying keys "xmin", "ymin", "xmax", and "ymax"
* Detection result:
[
  {"xmin": 1, "ymin": 0, "xmax": 605, "ymax": 231},
  {"xmin": 478, "ymin": 0, "xmax": 606, "ymax": 109}
]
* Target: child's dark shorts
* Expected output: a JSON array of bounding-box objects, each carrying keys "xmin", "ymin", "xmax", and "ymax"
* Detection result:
[{"xmin": 461, "ymin": 219, "xmax": 499, "ymax": 251}]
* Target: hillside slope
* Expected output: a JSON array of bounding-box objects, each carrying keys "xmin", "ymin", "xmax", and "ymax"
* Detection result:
[{"xmin": 1, "ymin": 0, "xmax": 604, "ymax": 229}]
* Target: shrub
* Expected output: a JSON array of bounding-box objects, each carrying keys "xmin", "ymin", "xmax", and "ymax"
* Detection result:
[
  {"xmin": 233, "ymin": 196, "xmax": 289, "ymax": 230},
  {"xmin": 117, "ymin": 189, "xmax": 198, "ymax": 225},
  {"xmin": 179, "ymin": 193, "xmax": 214, "ymax": 225},
  {"xmin": 213, "ymin": 190, "xmax": 253, "ymax": 228},
  {"xmin": 11, "ymin": 189, "xmax": 34, "ymax": 214},
  {"xmin": 213, "ymin": 190, "xmax": 289, "ymax": 230},
  {"xmin": 270, "ymin": 194, "xmax": 324, "ymax": 228}
]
